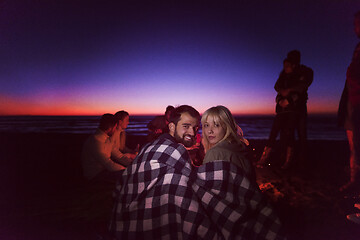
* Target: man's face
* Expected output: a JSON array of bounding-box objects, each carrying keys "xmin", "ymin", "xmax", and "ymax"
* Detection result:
[
  {"xmin": 169, "ymin": 112, "xmax": 199, "ymax": 148},
  {"xmin": 355, "ymin": 17, "xmax": 360, "ymax": 38},
  {"xmin": 119, "ymin": 115, "xmax": 129, "ymax": 130}
]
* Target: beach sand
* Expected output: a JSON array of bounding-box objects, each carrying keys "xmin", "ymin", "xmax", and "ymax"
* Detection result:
[{"xmin": 1, "ymin": 132, "xmax": 359, "ymax": 239}]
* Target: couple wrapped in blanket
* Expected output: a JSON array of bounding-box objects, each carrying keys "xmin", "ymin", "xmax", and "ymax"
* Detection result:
[{"xmin": 110, "ymin": 105, "xmax": 286, "ymax": 240}]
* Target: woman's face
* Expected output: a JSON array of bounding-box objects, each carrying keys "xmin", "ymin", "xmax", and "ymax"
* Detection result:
[{"xmin": 203, "ymin": 115, "xmax": 226, "ymax": 147}]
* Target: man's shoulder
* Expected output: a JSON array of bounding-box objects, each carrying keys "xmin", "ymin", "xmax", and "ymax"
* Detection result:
[
  {"xmin": 93, "ymin": 130, "xmax": 109, "ymax": 142},
  {"xmin": 151, "ymin": 134, "xmax": 186, "ymax": 153},
  {"xmin": 299, "ymin": 64, "xmax": 313, "ymax": 73},
  {"xmin": 143, "ymin": 134, "xmax": 190, "ymax": 169}
]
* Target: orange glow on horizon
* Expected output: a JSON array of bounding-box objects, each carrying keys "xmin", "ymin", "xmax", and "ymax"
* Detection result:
[{"xmin": 0, "ymin": 95, "xmax": 338, "ymax": 116}]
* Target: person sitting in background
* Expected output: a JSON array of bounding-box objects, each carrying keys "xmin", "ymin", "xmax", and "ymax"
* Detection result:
[
  {"xmin": 146, "ymin": 105, "xmax": 174, "ymax": 141},
  {"xmin": 201, "ymin": 105, "xmax": 255, "ymax": 181},
  {"xmin": 111, "ymin": 111, "xmax": 137, "ymax": 167},
  {"xmin": 81, "ymin": 114, "xmax": 125, "ymax": 182}
]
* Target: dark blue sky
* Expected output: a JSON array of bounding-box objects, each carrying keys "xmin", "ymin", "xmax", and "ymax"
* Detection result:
[{"xmin": 1, "ymin": 0, "xmax": 360, "ymax": 115}]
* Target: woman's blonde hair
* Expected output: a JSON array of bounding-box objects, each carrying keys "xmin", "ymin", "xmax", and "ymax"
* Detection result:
[{"xmin": 201, "ymin": 105, "xmax": 248, "ymax": 151}]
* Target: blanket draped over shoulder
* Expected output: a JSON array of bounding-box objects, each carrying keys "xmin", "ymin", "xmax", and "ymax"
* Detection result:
[{"xmin": 110, "ymin": 134, "xmax": 285, "ymax": 240}]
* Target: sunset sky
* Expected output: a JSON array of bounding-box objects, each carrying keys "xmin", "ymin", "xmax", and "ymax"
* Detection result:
[{"xmin": 1, "ymin": 0, "xmax": 360, "ymax": 115}]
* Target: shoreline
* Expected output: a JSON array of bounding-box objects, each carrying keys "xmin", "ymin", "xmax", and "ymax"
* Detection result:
[{"xmin": 0, "ymin": 132, "xmax": 358, "ymax": 239}]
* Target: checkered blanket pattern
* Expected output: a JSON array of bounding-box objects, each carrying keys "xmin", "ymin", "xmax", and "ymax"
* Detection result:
[{"xmin": 110, "ymin": 134, "xmax": 285, "ymax": 239}]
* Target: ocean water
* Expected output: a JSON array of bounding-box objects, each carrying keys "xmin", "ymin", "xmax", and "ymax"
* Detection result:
[{"xmin": 0, "ymin": 114, "xmax": 346, "ymax": 141}]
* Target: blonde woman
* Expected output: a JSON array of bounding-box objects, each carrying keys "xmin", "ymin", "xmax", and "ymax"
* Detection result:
[{"xmin": 201, "ymin": 106, "xmax": 255, "ymax": 179}]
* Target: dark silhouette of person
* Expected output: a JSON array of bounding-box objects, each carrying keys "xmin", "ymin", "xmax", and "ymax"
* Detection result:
[
  {"xmin": 287, "ymin": 50, "xmax": 314, "ymax": 164},
  {"xmin": 258, "ymin": 50, "xmax": 313, "ymax": 169},
  {"xmin": 257, "ymin": 58, "xmax": 304, "ymax": 169},
  {"xmin": 338, "ymin": 11, "xmax": 360, "ymax": 197},
  {"xmin": 337, "ymin": 10, "xmax": 360, "ymax": 225}
]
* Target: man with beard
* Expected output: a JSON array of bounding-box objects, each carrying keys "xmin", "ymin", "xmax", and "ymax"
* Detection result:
[{"xmin": 110, "ymin": 105, "xmax": 284, "ymax": 239}]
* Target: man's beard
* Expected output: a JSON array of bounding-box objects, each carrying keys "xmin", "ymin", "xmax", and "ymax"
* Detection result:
[{"xmin": 174, "ymin": 131, "xmax": 195, "ymax": 148}]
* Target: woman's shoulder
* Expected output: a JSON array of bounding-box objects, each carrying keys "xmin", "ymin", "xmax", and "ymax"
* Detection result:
[
  {"xmin": 204, "ymin": 141, "xmax": 245, "ymax": 161},
  {"xmin": 207, "ymin": 141, "xmax": 231, "ymax": 153},
  {"xmin": 215, "ymin": 140, "xmax": 246, "ymax": 152}
]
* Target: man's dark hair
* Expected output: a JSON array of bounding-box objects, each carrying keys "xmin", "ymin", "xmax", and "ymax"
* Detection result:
[
  {"xmin": 114, "ymin": 110, "xmax": 129, "ymax": 121},
  {"xmin": 284, "ymin": 57, "xmax": 296, "ymax": 65},
  {"xmin": 169, "ymin": 105, "xmax": 200, "ymax": 126},
  {"xmin": 165, "ymin": 105, "xmax": 175, "ymax": 115},
  {"xmin": 287, "ymin": 50, "xmax": 301, "ymax": 65},
  {"xmin": 99, "ymin": 114, "xmax": 117, "ymax": 131}
]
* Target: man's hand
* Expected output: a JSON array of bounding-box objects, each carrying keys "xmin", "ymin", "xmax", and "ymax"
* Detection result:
[
  {"xmin": 279, "ymin": 89, "xmax": 291, "ymax": 97},
  {"xmin": 279, "ymin": 99, "xmax": 289, "ymax": 108},
  {"xmin": 124, "ymin": 153, "xmax": 137, "ymax": 160}
]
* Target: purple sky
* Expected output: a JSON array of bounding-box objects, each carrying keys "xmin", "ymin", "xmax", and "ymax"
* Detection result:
[{"xmin": 1, "ymin": 0, "xmax": 360, "ymax": 115}]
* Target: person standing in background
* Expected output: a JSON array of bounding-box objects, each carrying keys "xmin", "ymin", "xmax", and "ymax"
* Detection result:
[
  {"xmin": 258, "ymin": 51, "xmax": 313, "ymax": 169},
  {"xmin": 286, "ymin": 50, "xmax": 313, "ymax": 165},
  {"xmin": 338, "ymin": 10, "xmax": 360, "ymax": 224}
]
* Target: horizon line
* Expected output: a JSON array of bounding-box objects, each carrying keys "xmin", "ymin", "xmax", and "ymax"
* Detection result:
[{"xmin": 0, "ymin": 112, "xmax": 338, "ymax": 117}]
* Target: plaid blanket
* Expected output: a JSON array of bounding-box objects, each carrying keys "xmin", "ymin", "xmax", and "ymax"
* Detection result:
[{"xmin": 110, "ymin": 134, "xmax": 285, "ymax": 239}]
